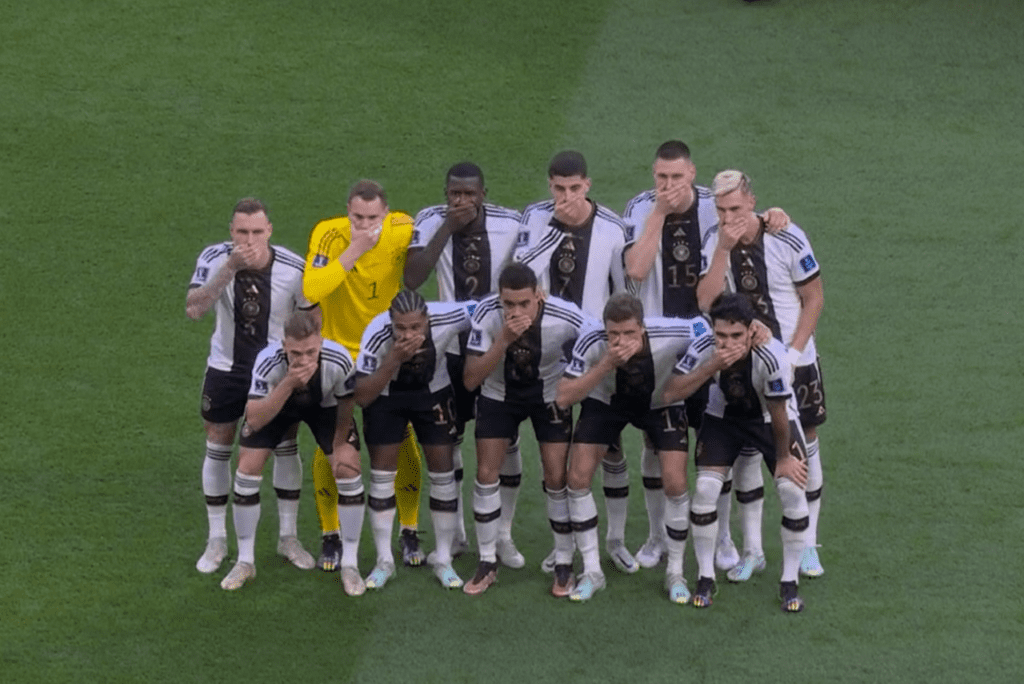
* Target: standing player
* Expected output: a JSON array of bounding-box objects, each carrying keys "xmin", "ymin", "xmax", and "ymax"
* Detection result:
[
  {"xmin": 556, "ymin": 294, "xmax": 712, "ymax": 602},
  {"xmin": 461, "ymin": 263, "xmax": 586, "ymax": 596},
  {"xmin": 663, "ymin": 294, "xmax": 809, "ymax": 612},
  {"xmin": 220, "ymin": 310, "xmax": 364, "ymax": 593},
  {"xmin": 622, "ymin": 141, "xmax": 790, "ymax": 572},
  {"xmin": 514, "ymin": 150, "xmax": 638, "ymax": 575},
  {"xmin": 404, "ymin": 163, "xmax": 526, "ymax": 568},
  {"xmin": 697, "ymin": 170, "xmax": 826, "ymax": 580},
  {"xmin": 303, "ymin": 180, "xmax": 426, "ymax": 570},
  {"xmin": 354, "ymin": 291, "xmax": 471, "ymax": 590},
  {"xmin": 186, "ymin": 198, "xmax": 316, "ymax": 575}
]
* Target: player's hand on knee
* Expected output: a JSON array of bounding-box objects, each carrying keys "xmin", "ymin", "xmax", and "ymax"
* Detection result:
[{"xmin": 776, "ymin": 455, "xmax": 808, "ymax": 489}]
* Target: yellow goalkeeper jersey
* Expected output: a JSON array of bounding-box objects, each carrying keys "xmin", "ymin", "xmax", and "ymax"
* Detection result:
[{"xmin": 303, "ymin": 211, "xmax": 414, "ymax": 356}]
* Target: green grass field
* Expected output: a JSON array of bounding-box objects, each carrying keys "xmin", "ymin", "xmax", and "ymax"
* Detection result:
[{"xmin": 2, "ymin": 0, "xmax": 1022, "ymax": 682}]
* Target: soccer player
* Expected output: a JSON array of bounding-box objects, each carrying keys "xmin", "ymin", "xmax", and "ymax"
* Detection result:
[
  {"xmin": 303, "ymin": 180, "xmax": 426, "ymax": 570},
  {"xmin": 186, "ymin": 198, "xmax": 316, "ymax": 576},
  {"xmin": 220, "ymin": 310, "xmax": 364, "ymax": 594},
  {"xmin": 514, "ymin": 150, "xmax": 638, "ymax": 575},
  {"xmin": 663, "ymin": 293, "xmax": 809, "ymax": 613},
  {"xmin": 697, "ymin": 170, "xmax": 826, "ymax": 581},
  {"xmin": 405, "ymin": 162, "xmax": 526, "ymax": 568},
  {"xmin": 354, "ymin": 291, "xmax": 471, "ymax": 590},
  {"xmin": 622, "ymin": 141, "xmax": 791, "ymax": 572},
  {"xmin": 556, "ymin": 294, "xmax": 712, "ymax": 602},
  {"xmin": 461, "ymin": 263, "xmax": 586, "ymax": 596}
]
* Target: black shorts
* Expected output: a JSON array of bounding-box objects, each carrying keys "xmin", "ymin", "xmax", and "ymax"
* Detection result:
[
  {"xmin": 239, "ymin": 405, "xmax": 360, "ymax": 454},
  {"xmin": 200, "ymin": 367, "xmax": 250, "ymax": 423},
  {"xmin": 475, "ymin": 395, "xmax": 572, "ymax": 444},
  {"xmin": 363, "ymin": 387, "xmax": 457, "ymax": 447},
  {"xmin": 793, "ymin": 358, "xmax": 827, "ymax": 428},
  {"xmin": 574, "ymin": 399, "xmax": 689, "ymax": 453},
  {"xmin": 695, "ymin": 414, "xmax": 806, "ymax": 474},
  {"xmin": 685, "ymin": 381, "xmax": 711, "ymax": 433},
  {"xmin": 447, "ymin": 352, "xmax": 479, "ymax": 433}
]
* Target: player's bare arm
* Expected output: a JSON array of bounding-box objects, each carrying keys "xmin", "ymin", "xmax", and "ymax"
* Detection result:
[
  {"xmin": 623, "ymin": 205, "xmax": 667, "ymax": 282},
  {"xmin": 555, "ymin": 350, "xmax": 619, "ymax": 409},
  {"xmin": 186, "ymin": 262, "xmax": 237, "ymax": 320},
  {"xmin": 789, "ymin": 276, "xmax": 824, "ymax": 357},
  {"xmin": 244, "ymin": 361, "xmax": 318, "ymax": 432},
  {"xmin": 330, "ymin": 397, "xmax": 361, "ymax": 478},
  {"xmin": 767, "ymin": 398, "xmax": 807, "ymax": 488},
  {"xmin": 353, "ymin": 333, "xmax": 426, "ymax": 407},
  {"xmin": 403, "ymin": 205, "xmax": 477, "ymax": 289},
  {"xmin": 662, "ymin": 342, "xmax": 742, "ymax": 404}
]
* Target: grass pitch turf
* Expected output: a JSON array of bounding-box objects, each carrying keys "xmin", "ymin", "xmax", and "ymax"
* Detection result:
[{"xmin": 1, "ymin": 1, "xmax": 1022, "ymax": 682}]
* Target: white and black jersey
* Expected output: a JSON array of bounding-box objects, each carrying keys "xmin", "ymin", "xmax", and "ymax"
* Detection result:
[
  {"xmin": 410, "ymin": 204, "xmax": 522, "ymax": 302},
  {"xmin": 190, "ymin": 243, "xmax": 310, "ymax": 374},
  {"xmin": 565, "ymin": 316, "xmax": 712, "ymax": 410},
  {"xmin": 249, "ymin": 339, "xmax": 356, "ymax": 408},
  {"xmin": 701, "ymin": 223, "xmax": 821, "ymax": 365},
  {"xmin": 675, "ymin": 336, "xmax": 797, "ymax": 423},
  {"xmin": 513, "ymin": 200, "xmax": 627, "ymax": 318},
  {"xmin": 467, "ymin": 295, "xmax": 585, "ymax": 404},
  {"xmin": 355, "ymin": 302, "xmax": 473, "ymax": 396},
  {"xmin": 622, "ymin": 186, "xmax": 717, "ymax": 319}
]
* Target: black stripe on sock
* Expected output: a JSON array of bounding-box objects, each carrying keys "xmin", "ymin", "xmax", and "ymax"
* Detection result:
[
  {"xmin": 690, "ymin": 510, "xmax": 718, "ymax": 526},
  {"xmin": 367, "ymin": 495, "xmax": 395, "ymax": 511},
  {"xmin": 569, "ymin": 516, "xmax": 598, "ymax": 532},
  {"xmin": 805, "ymin": 487, "xmax": 822, "ymax": 502},
  {"xmin": 499, "ymin": 474, "xmax": 522, "ymax": 488},
  {"xmin": 429, "ymin": 497, "xmax": 458, "ymax": 512},
  {"xmin": 720, "ymin": 479, "xmax": 733, "ymax": 494},
  {"xmin": 665, "ymin": 525, "xmax": 689, "ymax": 541},
  {"xmin": 205, "ymin": 495, "xmax": 229, "ymax": 506},
  {"xmin": 603, "ymin": 486, "xmax": 629, "ymax": 499},
  {"xmin": 233, "ymin": 491, "xmax": 260, "ymax": 506},
  {"xmin": 474, "ymin": 508, "xmax": 501, "ymax": 524},
  {"xmin": 782, "ymin": 515, "xmax": 810, "ymax": 532},
  {"xmin": 454, "ymin": 468, "xmax": 464, "ymax": 483},
  {"xmin": 736, "ymin": 487, "xmax": 765, "ymax": 504},
  {"xmin": 274, "ymin": 487, "xmax": 300, "ymax": 501},
  {"xmin": 642, "ymin": 477, "xmax": 663, "ymax": 490}
]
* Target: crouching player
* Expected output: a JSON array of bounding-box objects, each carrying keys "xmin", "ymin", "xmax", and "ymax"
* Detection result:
[
  {"xmin": 221, "ymin": 311, "xmax": 366, "ymax": 595},
  {"xmin": 354, "ymin": 291, "xmax": 471, "ymax": 590},
  {"xmin": 663, "ymin": 294, "xmax": 809, "ymax": 612},
  {"xmin": 462, "ymin": 263, "xmax": 586, "ymax": 596},
  {"xmin": 556, "ymin": 294, "xmax": 712, "ymax": 602}
]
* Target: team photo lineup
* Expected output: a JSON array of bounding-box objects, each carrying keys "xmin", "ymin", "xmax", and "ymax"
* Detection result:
[{"xmin": 187, "ymin": 143, "xmax": 827, "ymax": 613}]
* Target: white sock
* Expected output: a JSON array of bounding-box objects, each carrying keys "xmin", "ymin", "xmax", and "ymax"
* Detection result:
[
  {"xmin": 498, "ymin": 442, "xmax": 522, "ymax": 540},
  {"xmin": 473, "ymin": 480, "xmax": 501, "ymax": 563},
  {"xmin": 272, "ymin": 440, "xmax": 301, "ymax": 538},
  {"xmin": 691, "ymin": 471, "xmax": 724, "ymax": 580},
  {"xmin": 641, "ymin": 445, "xmax": 665, "ymax": 543},
  {"xmin": 664, "ymin": 492, "xmax": 690, "ymax": 577},
  {"xmin": 202, "ymin": 441, "xmax": 233, "ymax": 539},
  {"xmin": 776, "ymin": 476, "xmax": 810, "ymax": 583},
  {"xmin": 232, "ymin": 471, "xmax": 262, "ymax": 565},
  {"xmin": 336, "ymin": 475, "xmax": 366, "ymax": 568},
  {"xmin": 547, "ymin": 486, "xmax": 575, "ymax": 566},
  {"xmin": 805, "ymin": 438, "xmax": 823, "ymax": 547},
  {"xmin": 452, "ymin": 443, "xmax": 467, "ymax": 543},
  {"xmin": 602, "ymin": 452, "xmax": 629, "ymax": 545},
  {"xmin": 428, "ymin": 470, "xmax": 458, "ymax": 566},
  {"xmin": 735, "ymin": 449, "xmax": 765, "ymax": 556},
  {"xmin": 368, "ymin": 469, "xmax": 397, "ymax": 566},
  {"xmin": 568, "ymin": 487, "xmax": 600, "ymax": 575}
]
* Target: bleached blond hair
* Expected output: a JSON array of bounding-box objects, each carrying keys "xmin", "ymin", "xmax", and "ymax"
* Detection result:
[{"xmin": 712, "ymin": 170, "xmax": 753, "ymax": 197}]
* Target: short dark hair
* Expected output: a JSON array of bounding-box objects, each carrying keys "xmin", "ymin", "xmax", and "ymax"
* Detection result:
[
  {"xmin": 445, "ymin": 162, "xmax": 484, "ymax": 186},
  {"xmin": 498, "ymin": 262, "xmax": 538, "ymax": 292},
  {"xmin": 389, "ymin": 289, "xmax": 427, "ymax": 317},
  {"xmin": 603, "ymin": 293, "xmax": 644, "ymax": 324},
  {"xmin": 709, "ymin": 293, "xmax": 756, "ymax": 326},
  {"xmin": 655, "ymin": 140, "xmax": 692, "ymax": 162},
  {"xmin": 233, "ymin": 197, "xmax": 268, "ymax": 217},
  {"xmin": 548, "ymin": 150, "xmax": 587, "ymax": 179},
  {"xmin": 284, "ymin": 310, "xmax": 321, "ymax": 340},
  {"xmin": 347, "ymin": 179, "xmax": 387, "ymax": 205}
]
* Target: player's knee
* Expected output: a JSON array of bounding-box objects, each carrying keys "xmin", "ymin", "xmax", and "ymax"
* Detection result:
[
  {"xmin": 693, "ymin": 471, "xmax": 725, "ymax": 512},
  {"xmin": 775, "ymin": 477, "xmax": 809, "ymax": 521}
]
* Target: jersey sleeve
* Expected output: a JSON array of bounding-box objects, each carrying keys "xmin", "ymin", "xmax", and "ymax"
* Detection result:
[
  {"xmin": 303, "ymin": 220, "xmax": 352, "ymax": 304},
  {"xmin": 354, "ymin": 314, "xmax": 391, "ymax": 377},
  {"xmin": 674, "ymin": 332, "xmax": 714, "ymax": 375},
  {"xmin": 758, "ymin": 342, "xmax": 792, "ymax": 400},
  {"xmin": 190, "ymin": 244, "xmax": 228, "ymax": 289},
  {"xmin": 467, "ymin": 308, "xmax": 496, "ymax": 354},
  {"xmin": 248, "ymin": 345, "xmax": 281, "ymax": 398},
  {"xmin": 564, "ymin": 322, "xmax": 603, "ymax": 379},
  {"xmin": 787, "ymin": 225, "xmax": 821, "ymax": 286},
  {"xmin": 410, "ymin": 207, "xmax": 442, "ymax": 251},
  {"xmin": 699, "ymin": 228, "xmax": 719, "ymax": 277}
]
